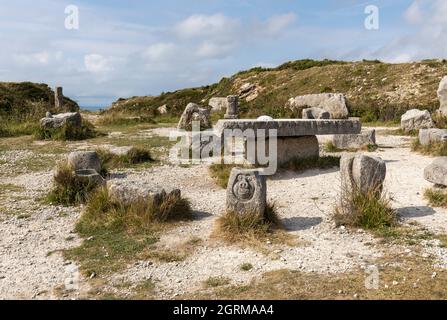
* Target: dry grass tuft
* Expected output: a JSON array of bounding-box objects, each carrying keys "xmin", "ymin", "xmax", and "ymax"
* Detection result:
[
  {"xmin": 424, "ymin": 188, "xmax": 447, "ymax": 208},
  {"xmin": 412, "ymin": 138, "xmax": 447, "ymax": 156}
]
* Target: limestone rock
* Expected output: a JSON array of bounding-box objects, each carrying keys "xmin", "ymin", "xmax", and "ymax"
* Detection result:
[
  {"xmin": 40, "ymin": 112, "xmax": 82, "ymax": 129},
  {"xmin": 302, "ymin": 107, "xmax": 330, "ymax": 119},
  {"xmin": 67, "ymin": 151, "xmax": 101, "ymax": 173},
  {"xmin": 238, "ymin": 83, "xmax": 260, "ymax": 102},
  {"xmin": 157, "ymin": 104, "xmax": 168, "ymax": 115},
  {"xmin": 332, "ymin": 129, "xmax": 376, "ymax": 150},
  {"xmin": 224, "ymin": 96, "xmax": 239, "ymax": 119},
  {"xmin": 107, "ymin": 182, "xmax": 181, "ymax": 206},
  {"xmin": 55, "ymin": 87, "xmax": 64, "ymax": 110},
  {"xmin": 288, "ymin": 93, "xmax": 349, "ymax": 119},
  {"xmin": 437, "ymin": 76, "xmax": 447, "ymax": 117},
  {"xmin": 424, "ymin": 157, "xmax": 447, "ymax": 186},
  {"xmin": 400, "ymin": 109, "xmax": 434, "ymax": 133},
  {"xmin": 226, "ymin": 168, "xmax": 266, "ymax": 217},
  {"xmin": 419, "ymin": 129, "xmax": 447, "ymax": 146},
  {"xmin": 177, "ymin": 103, "xmax": 211, "ymax": 131},
  {"xmin": 75, "ymin": 169, "xmax": 106, "ymax": 187},
  {"xmin": 341, "ymin": 153, "xmax": 386, "ymax": 194},
  {"xmin": 208, "ymin": 97, "xmax": 228, "ymax": 113}
]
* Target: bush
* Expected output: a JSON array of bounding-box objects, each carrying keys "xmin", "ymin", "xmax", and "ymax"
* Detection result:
[
  {"xmin": 35, "ymin": 119, "xmax": 97, "ymax": 141},
  {"xmin": 96, "ymin": 147, "xmax": 153, "ymax": 172},
  {"xmin": 333, "ymin": 186, "xmax": 397, "ymax": 230},
  {"xmin": 424, "ymin": 188, "xmax": 447, "ymax": 208},
  {"xmin": 46, "ymin": 163, "xmax": 102, "ymax": 206},
  {"xmin": 76, "ymin": 188, "xmax": 193, "ymax": 236}
]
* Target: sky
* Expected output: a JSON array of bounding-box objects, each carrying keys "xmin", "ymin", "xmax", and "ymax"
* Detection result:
[{"xmin": 0, "ymin": 0, "xmax": 446, "ymax": 107}]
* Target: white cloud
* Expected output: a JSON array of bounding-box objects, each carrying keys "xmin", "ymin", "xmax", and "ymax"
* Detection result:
[
  {"xmin": 143, "ymin": 42, "xmax": 177, "ymax": 61},
  {"xmin": 174, "ymin": 14, "xmax": 240, "ymax": 39},
  {"xmin": 84, "ymin": 54, "xmax": 116, "ymax": 73},
  {"xmin": 264, "ymin": 13, "xmax": 297, "ymax": 36}
]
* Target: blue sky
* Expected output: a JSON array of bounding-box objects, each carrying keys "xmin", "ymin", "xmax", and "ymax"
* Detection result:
[{"xmin": 0, "ymin": 0, "xmax": 445, "ymax": 107}]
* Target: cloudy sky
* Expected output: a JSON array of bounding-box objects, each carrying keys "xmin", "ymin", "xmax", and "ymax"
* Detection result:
[{"xmin": 0, "ymin": 0, "xmax": 445, "ymax": 107}]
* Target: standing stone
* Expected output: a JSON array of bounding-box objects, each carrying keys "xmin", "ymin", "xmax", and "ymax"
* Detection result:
[
  {"xmin": 226, "ymin": 168, "xmax": 266, "ymax": 217},
  {"xmin": 177, "ymin": 103, "xmax": 212, "ymax": 131},
  {"xmin": 208, "ymin": 97, "xmax": 229, "ymax": 113},
  {"xmin": 437, "ymin": 76, "xmax": 447, "ymax": 117},
  {"xmin": 332, "ymin": 129, "xmax": 376, "ymax": 150},
  {"xmin": 400, "ymin": 109, "xmax": 434, "ymax": 133},
  {"xmin": 419, "ymin": 128, "xmax": 447, "ymax": 146},
  {"xmin": 302, "ymin": 107, "xmax": 331, "ymax": 119},
  {"xmin": 68, "ymin": 151, "xmax": 102, "ymax": 173},
  {"xmin": 424, "ymin": 157, "xmax": 447, "ymax": 186},
  {"xmin": 55, "ymin": 87, "xmax": 64, "ymax": 110},
  {"xmin": 340, "ymin": 153, "xmax": 386, "ymax": 194},
  {"xmin": 224, "ymin": 95, "xmax": 239, "ymax": 119},
  {"xmin": 288, "ymin": 93, "xmax": 349, "ymax": 119}
]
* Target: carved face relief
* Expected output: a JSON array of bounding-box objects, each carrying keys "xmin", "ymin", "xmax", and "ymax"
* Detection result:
[{"xmin": 232, "ymin": 173, "xmax": 255, "ymax": 201}]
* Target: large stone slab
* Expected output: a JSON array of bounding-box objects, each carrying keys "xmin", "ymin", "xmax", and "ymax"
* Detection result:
[
  {"xmin": 332, "ymin": 129, "xmax": 376, "ymax": 150},
  {"xmin": 215, "ymin": 118, "xmax": 361, "ymax": 137},
  {"xmin": 424, "ymin": 157, "xmax": 447, "ymax": 186},
  {"xmin": 177, "ymin": 103, "xmax": 212, "ymax": 131},
  {"xmin": 401, "ymin": 109, "xmax": 434, "ymax": 133},
  {"xmin": 40, "ymin": 112, "xmax": 82, "ymax": 129},
  {"xmin": 226, "ymin": 168, "xmax": 266, "ymax": 217},
  {"xmin": 419, "ymin": 128, "xmax": 447, "ymax": 146},
  {"xmin": 288, "ymin": 93, "xmax": 349, "ymax": 119},
  {"xmin": 208, "ymin": 97, "xmax": 228, "ymax": 113}
]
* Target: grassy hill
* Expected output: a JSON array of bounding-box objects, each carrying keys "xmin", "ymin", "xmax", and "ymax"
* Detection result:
[
  {"xmin": 0, "ymin": 82, "xmax": 79, "ymax": 136},
  {"xmin": 104, "ymin": 59, "xmax": 447, "ymax": 124}
]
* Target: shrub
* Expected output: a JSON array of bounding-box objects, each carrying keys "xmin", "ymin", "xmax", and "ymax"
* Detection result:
[
  {"xmin": 76, "ymin": 188, "xmax": 193, "ymax": 236},
  {"xmin": 46, "ymin": 163, "xmax": 102, "ymax": 206},
  {"xmin": 240, "ymin": 263, "xmax": 253, "ymax": 271},
  {"xmin": 35, "ymin": 119, "xmax": 96, "ymax": 141},
  {"xmin": 424, "ymin": 188, "xmax": 447, "ymax": 208},
  {"xmin": 216, "ymin": 203, "xmax": 281, "ymax": 242},
  {"xmin": 333, "ymin": 186, "xmax": 397, "ymax": 231}
]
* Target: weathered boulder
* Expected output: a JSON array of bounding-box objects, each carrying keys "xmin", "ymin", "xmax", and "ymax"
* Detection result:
[
  {"xmin": 107, "ymin": 182, "xmax": 181, "ymax": 206},
  {"xmin": 302, "ymin": 107, "xmax": 330, "ymax": 119},
  {"xmin": 208, "ymin": 97, "xmax": 228, "ymax": 113},
  {"xmin": 67, "ymin": 151, "xmax": 102, "ymax": 173},
  {"xmin": 340, "ymin": 153, "xmax": 386, "ymax": 194},
  {"xmin": 424, "ymin": 157, "xmax": 447, "ymax": 186},
  {"xmin": 75, "ymin": 169, "xmax": 106, "ymax": 187},
  {"xmin": 332, "ymin": 129, "xmax": 376, "ymax": 150},
  {"xmin": 177, "ymin": 103, "xmax": 212, "ymax": 131},
  {"xmin": 400, "ymin": 109, "xmax": 434, "ymax": 133},
  {"xmin": 157, "ymin": 104, "xmax": 168, "ymax": 115},
  {"xmin": 238, "ymin": 83, "xmax": 260, "ymax": 102},
  {"xmin": 257, "ymin": 115, "xmax": 274, "ymax": 121},
  {"xmin": 437, "ymin": 76, "xmax": 447, "ymax": 117},
  {"xmin": 419, "ymin": 128, "xmax": 447, "ymax": 146},
  {"xmin": 226, "ymin": 168, "xmax": 266, "ymax": 217},
  {"xmin": 288, "ymin": 93, "xmax": 349, "ymax": 119},
  {"xmin": 40, "ymin": 112, "xmax": 82, "ymax": 129}
]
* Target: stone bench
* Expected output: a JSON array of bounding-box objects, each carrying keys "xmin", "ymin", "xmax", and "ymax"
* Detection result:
[{"xmin": 215, "ymin": 118, "xmax": 362, "ymax": 166}]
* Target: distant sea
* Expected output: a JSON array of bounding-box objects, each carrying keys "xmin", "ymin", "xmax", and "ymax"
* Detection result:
[{"xmin": 80, "ymin": 105, "xmax": 107, "ymax": 112}]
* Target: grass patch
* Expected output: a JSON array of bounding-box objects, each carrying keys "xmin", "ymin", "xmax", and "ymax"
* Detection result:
[
  {"xmin": 204, "ymin": 276, "xmax": 231, "ymax": 288},
  {"xmin": 0, "ymin": 121, "xmax": 39, "ymax": 137},
  {"xmin": 208, "ymin": 164, "xmax": 240, "ymax": 188},
  {"xmin": 46, "ymin": 162, "xmax": 102, "ymax": 206},
  {"xmin": 334, "ymin": 186, "xmax": 397, "ymax": 231},
  {"xmin": 96, "ymin": 147, "xmax": 154, "ymax": 172},
  {"xmin": 412, "ymin": 138, "xmax": 447, "ymax": 157},
  {"xmin": 424, "ymin": 188, "xmax": 447, "ymax": 208},
  {"xmin": 240, "ymin": 263, "xmax": 253, "ymax": 271},
  {"xmin": 281, "ymin": 156, "xmax": 340, "ymax": 172},
  {"xmin": 34, "ymin": 119, "xmax": 97, "ymax": 141},
  {"xmin": 324, "ymin": 142, "xmax": 378, "ymax": 153},
  {"xmin": 65, "ymin": 187, "xmax": 193, "ymax": 276}
]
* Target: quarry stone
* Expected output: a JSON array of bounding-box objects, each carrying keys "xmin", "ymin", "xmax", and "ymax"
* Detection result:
[
  {"xmin": 437, "ymin": 76, "xmax": 447, "ymax": 117},
  {"xmin": 332, "ymin": 129, "xmax": 376, "ymax": 150},
  {"xmin": 177, "ymin": 103, "xmax": 211, "ymax": 131},
  {"xmin": 424, "ymin": 157, "xmax": 447, "ymax": 186},
  {"xmin": 224, "ymin": 95, "xmax": 239, "ymax": 119},
  {"xmin": 55, "ymin": 87, "xmax": 64, "ymax": 110},
  {"xmin": 39, "ymin": 112, "xmax": 82, "ymax": 129},
  {"xmin": 226, "ymin": 168, "xmax": 266, "ymax": 217},
  {"xmin": 67, "ymin": 151, "xmax": 102, "ymax": 173},
  {"xmin": 419, "ymin": 129, "xmax": 447, "ymax": 146},
  {"xmin": 75, "ymin": 169, "xmax": 106, "ymax": 187},
  {"xmin": 401, "ymin": 109, "xmax": 434, "ymax": 133},
  {"xmin": 288, "ymin": 93, "xmax": 349, "ymax": 119},
  {"xmin": 302, "ymin": 107, "xmax": 331, "ymax": 119}
]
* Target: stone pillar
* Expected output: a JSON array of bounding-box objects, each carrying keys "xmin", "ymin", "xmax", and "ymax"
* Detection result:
[
  {"xmin": 55, "ymin": 87, "xmax": 64, "ymax": 110},
  {"xmin": 226, "ymin": 168, "xmax": 266, "ymax": 217},
  {"xmin": 224, "ymin": 95, "xmax": 239, "ymax": 119}
]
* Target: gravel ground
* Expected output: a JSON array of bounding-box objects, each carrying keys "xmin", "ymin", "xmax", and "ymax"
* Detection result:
[{"xmin": 1, "ymin": 128, "xmax": 447, "ymax": 299}]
